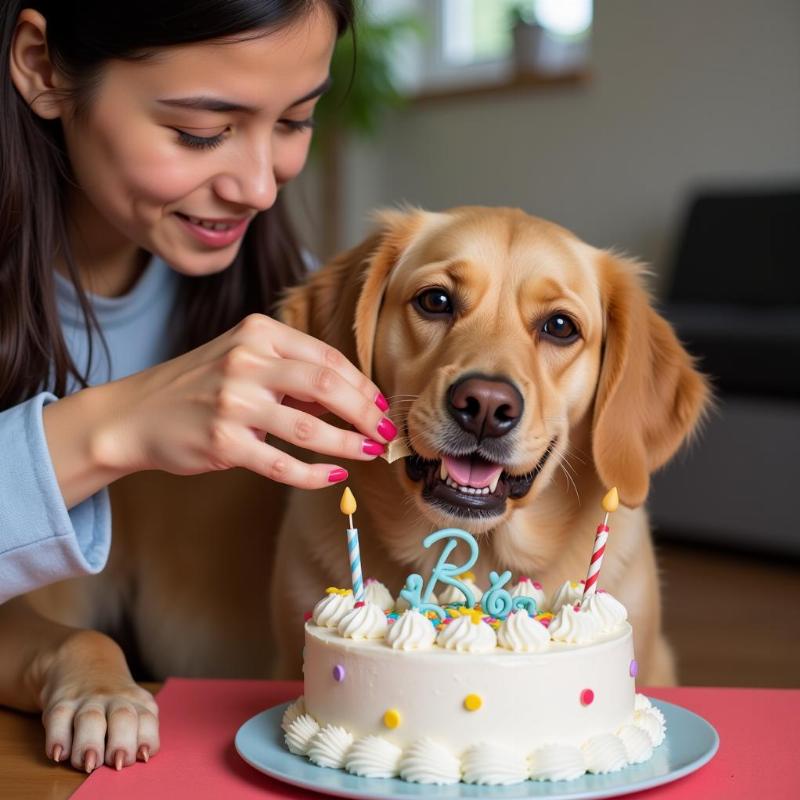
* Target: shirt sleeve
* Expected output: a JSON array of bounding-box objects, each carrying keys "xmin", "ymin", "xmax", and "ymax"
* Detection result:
[{"xmin": 0, "ymin": 393, "xmax": 111, "ymax": 603}]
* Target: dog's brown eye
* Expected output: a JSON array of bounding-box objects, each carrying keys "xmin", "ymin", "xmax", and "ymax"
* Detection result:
[
  {"xmin": 542, "ymin": 314, "xmax": 579, "ymax": 342},
  {"xmin": 415, "ymin": 288, "xmax": 453, "ymax": 317}
]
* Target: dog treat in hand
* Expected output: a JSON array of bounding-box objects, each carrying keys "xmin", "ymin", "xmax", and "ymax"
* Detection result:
[{"xmin": 380, "ymin": 439, "xmax": 412, "ymax": 463}]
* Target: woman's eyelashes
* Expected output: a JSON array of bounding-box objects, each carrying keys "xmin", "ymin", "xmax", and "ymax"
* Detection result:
[{"xmin": 173, "ymin": 118, "xmax": 315, "ymax": 150}]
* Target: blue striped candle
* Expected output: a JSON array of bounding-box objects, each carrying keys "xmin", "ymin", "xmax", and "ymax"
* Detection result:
[{"xmin": 340, "ymin": 487, "xmax": 364, "ymax": 600}]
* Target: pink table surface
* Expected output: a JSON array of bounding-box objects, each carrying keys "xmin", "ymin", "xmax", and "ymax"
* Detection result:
[{"xmin": 71, "ymin": 679, "xmax": 797, "ymax": 800}]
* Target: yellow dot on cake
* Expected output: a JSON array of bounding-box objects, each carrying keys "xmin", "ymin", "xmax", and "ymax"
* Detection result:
[
  {"xmin": 463, "ymin": 693, "xmax": 483, "ymax": 711},
  {"xmin": 383, "ymin": 708, "xmax": 402, "ymax": 728}
]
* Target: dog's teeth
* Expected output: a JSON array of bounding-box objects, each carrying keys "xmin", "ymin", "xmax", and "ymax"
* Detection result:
[
  {"xmin": 489, "ymin": 474, "xmax": 501, "ymax": 493},
  {"xmin": 440, "ymin": 462, "xmax": 448, "ymax": 482}
]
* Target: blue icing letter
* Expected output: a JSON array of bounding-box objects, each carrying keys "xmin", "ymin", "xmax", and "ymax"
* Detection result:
[
  {"xmin": 399, "ymin": 573, "xmax": 446, "ymax": 620},
  {"xmin": 481, "ymin": 570, "xmax": 513, "ymax": 619}
]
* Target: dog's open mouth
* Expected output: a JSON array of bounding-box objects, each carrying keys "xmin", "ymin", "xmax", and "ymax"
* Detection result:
[{"xmin": 404, "ymin": 441, "xmax": 556, "ymax": 519}]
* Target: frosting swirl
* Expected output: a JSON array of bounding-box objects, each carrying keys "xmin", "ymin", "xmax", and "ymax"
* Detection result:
[
  {"xmin": 548, "ymin": 603, "xmax": 601, "ymax": 644},
  {"xmin": 398, "ymin": 738, "xmax": 461, "ymax": 784},
  {"xmin": 345, "ymin": 736, "xmax": 402, "ymax": 778},
  {"xmin": 363, "ymin": 579, "xmax": 395, "ymax": 612},
  {"xmin": 529, "ymin": 743, "xmax": 585, "ymax": 781},
  {"xmin": 386, "ymin": 609, "xmax": 436, "ymax": 650},
  {"xmin": 337, "ymin": 602, "xmax": 388, "ymax": 640},
  {"xmin": 510, "ymin": 577, "xmax": 546, "ymax": 611},
  {"xmin": 461, "ymin": 743, "xmax": 528, "ymax": 785},
  {"xmin": 634, "ymin": 705, "xmax": 666, "ymax": 746},
  {"xmin": 582, "ymin": 591, "xmax": 628, "ymax": 632},
  {"xmin": 435, "ymin": 615, "xmax": 497, "ymax": 653},
  {"xmin": 306, "ymin": 725, "xmax": 353, "ymax": 769},
  {"xmin": 581, "ymin": 733, "xmax": 628, "ymax": 773},
  {"xmin": 618, "ymin": 724, "xmax": 654, "ymax": 764},
  {"xmin": 548, "ymin": 580, "xmax": 584, "ymax": 613},
  {"xmin": 497, "ymin": 610, "xmax": 550, "ymax": 652},
  {"xmin": 312, "ymin": 590, "xmax": 355, "ymax": 628},
  {"xmin": 281, "ymin": 696, "xmax": 306, "ymax": 732},
  {"xmin": 284, "ymin": 713, "xmax": 320, "ymax": 755}
]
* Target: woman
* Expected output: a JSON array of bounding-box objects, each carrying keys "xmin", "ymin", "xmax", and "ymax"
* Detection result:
[{"xmin": 0, "ymin": 0, "xmax": 394, "ymax": 771}]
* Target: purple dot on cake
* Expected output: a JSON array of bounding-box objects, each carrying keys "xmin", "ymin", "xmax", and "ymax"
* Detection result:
[
  {"xmin": 332, "ymin": 664, "xmax": 346, "ymax": 682},
  {"xmin": 580, "ymin": 688, "xmax": 594, "ymax": 706},
  {"xmin": 629, "ymin": 659, "xmax": 638, "ymax": 678}
]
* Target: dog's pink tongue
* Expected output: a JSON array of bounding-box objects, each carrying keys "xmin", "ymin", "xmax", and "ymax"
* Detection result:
[{"xmin": 443, "ymin": 456, "xmax": 503, "ymax": 489}]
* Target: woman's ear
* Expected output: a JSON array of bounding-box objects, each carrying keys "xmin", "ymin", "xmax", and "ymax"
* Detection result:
[
  {"xmin": 280, "ymin": 208, "xmax": 427, "ymax": 378},
  {"xmin": 591, "ymin": 253, "xmax": 712, "ymax": 507},
  {"xmin": 9, "ymin": 10, "xmax": 65, "ymax": 120}
]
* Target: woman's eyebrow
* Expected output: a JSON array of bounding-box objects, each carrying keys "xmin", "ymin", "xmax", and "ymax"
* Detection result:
[{"xmin": 157, "ymin": 77, "xmax": 333, "ymax": 114}]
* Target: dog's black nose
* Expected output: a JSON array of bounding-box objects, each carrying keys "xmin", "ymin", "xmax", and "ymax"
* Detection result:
[{"xmin": 447, "ymin": 375, "xmax": 523, "ymax": 439}]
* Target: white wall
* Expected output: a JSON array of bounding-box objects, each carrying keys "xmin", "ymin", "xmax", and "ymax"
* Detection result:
[{"xmin": 291, "ymin": 0, "xmax": 800, "ymax": 291}]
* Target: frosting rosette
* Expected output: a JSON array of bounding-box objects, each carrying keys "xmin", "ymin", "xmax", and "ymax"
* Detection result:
[
  {"xmin": 363, "ymin": 579, "xmax": 395, "ymax": 612},
  {"xmin": 398, "ymin": 739, "xmax": 461, "ymax": 784},
  {"xmin": 438, "ymin": 576, "xmax": 483, "ymax": 605},
  {"xmin": 435, "ymin": 614, "xmax": 497, "ymax": 653},
  {"xmin": 548, "ymin": 580, "xmax": 584, "ymax": 613},
  {"xmin": 284, "ymin": 713, "xmax": 320, "ymax": 755},
  {"xmin": 581, "ymin": 733, "xmax": 628, "ymax": 773},
  {"xmin": 497, "ymin": 610, "xmax": 549, "ymax": 652},
  {"xmin": 617, "ymin": 723, "xmax": 654, "ymax": 764},
  {"xmin": 529, "ymin": 743, "xmax": 585, "ymax": 781},
  {"xmin": 510, "ymin": 576, "xmax": 546, "ymax": 611},
  {"xmin": 582, "ymin": 591, "xmax": 628, "ymax": 632},
  {"xmin": 634, "ymin": 704, "xmax": 666, "ymax": 746},
  {"xmin": 548, "ymin": 603, "xmax": 601, "ymax": 644},
  {"xmin": 337, "ymin": 601, "xmax": 388, "ymax": 640},
  {"xmin": 461, "ymin": 743, "xmax": 529, "ymax": 785},
  {"xmin": 386, "ymin": 609, "xmax": 436, "ymax": 650},
  {"xmin": 345, "ymin": 736, "xmax": 402, "ymax": 778},
  {"xmin": 306, "ymin": 725, "xmax": 353, "ymax": 768},
  {"xmin": 280, "ymin": 696, "xmax": 306, "ymax": 732},
  {"xmin": 312, "ymin": 589, "xmax": 355, "ymax": 628}
]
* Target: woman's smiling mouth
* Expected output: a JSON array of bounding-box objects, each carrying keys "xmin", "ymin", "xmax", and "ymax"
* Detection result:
[{"xmin": 175, "ymin": 212, "xmax": 252, "ymax": 247}]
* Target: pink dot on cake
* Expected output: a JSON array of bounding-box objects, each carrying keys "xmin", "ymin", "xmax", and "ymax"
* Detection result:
[{"xmin": 580, "ymin": 688, "xmax": 595, "ymax": 706}]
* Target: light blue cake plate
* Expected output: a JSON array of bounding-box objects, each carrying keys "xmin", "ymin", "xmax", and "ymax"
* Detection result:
[{"xmin": 235, "ymin": 700, "xmax": 718, "ymax": 799}]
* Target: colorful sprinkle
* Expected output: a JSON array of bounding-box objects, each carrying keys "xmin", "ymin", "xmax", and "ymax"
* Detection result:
[
  {"xmin": 354, "ymin": 601, "xmax": 365, "ymax": 608},
  {"xmin": 533, "ymin": 581, "xmax": 543, "ymax": 590},
  {"xmin": 332, "ymin": 664, "xmax": 346, "ymax": 682},
  {"xmin": 629, "ymin": 659, "xmax": 638, "ymax": 678},
  {"xmin": 383, "ymin": 708, "xmax": 401, "ymax": 729},
  {"xmin": 303, "ymin": 611, "xmax": 313, "ymax": 622},
  {"xmin": 325, "ymin": 587, "xmax": 353, "ymax": 596},
  {"xmin": 580, "ymin": 689, "xmax": 595, "ymax": 706},
  {"xmin": 463, "ymin": 694, "xmax": 483, "ymax": 712}
]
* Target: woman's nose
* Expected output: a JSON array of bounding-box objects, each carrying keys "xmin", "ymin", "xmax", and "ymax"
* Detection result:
[{"xmin": 212, "ymin": 141, "xmax": 278, "ymax": 212}]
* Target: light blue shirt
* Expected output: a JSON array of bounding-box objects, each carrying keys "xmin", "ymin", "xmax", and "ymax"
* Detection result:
[{"xmin": 0, "ymin": 257, "xmax": 180, "ymax": 602}]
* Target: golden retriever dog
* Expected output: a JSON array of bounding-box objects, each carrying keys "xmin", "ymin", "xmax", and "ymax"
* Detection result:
[
  {"xmin": 0, "ymin": 205, "xmax": 708, "ymax": 771},
  {"xmin": 271, "ymin": 206, "xmax": 710, "ymax": 685}
]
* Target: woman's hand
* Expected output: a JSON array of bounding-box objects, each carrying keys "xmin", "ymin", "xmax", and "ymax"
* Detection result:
[{"xmin": 44, "ymin": 314, "xmax": 396, "ymax": 506}]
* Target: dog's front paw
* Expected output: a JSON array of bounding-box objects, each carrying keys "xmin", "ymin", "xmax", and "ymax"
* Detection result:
[{"xmin": 38, "ymin": 629, "xmax": 160, "ymax": 772}]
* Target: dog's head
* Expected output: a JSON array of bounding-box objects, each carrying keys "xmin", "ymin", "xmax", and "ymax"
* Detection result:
[{"xmin": 281, "ymin": 207, "xmax": 710, "ymax": 532}]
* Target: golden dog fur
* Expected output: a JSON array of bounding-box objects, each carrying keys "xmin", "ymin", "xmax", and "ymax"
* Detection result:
[{"xmin": 14, "ymin": 206, "xmax": 709, "ymax": 704}]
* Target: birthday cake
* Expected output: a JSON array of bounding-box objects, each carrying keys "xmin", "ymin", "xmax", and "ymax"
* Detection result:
[{"xmin": 280, "ymin": 495, "xmax": 666, "ymax": 785}]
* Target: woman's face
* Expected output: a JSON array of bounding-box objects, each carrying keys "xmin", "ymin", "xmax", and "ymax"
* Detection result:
[{"xmin": 60, "ymin": 7, "xmax": 337, "ymax": 280}]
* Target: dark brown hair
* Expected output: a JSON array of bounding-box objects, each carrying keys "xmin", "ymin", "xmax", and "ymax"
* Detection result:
[{"xmin": 0, "ymin": 0, "xmax": 354, "ymax": 410}]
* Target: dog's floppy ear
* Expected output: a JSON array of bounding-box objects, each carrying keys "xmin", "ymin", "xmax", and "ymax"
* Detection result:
[
  {"xmin": 280, "ymin": 208, "xmax": 426, "ymax": 378},
  {"xmin": 592, "ymin": 253, "xmax": 711, "ymax": 507}
]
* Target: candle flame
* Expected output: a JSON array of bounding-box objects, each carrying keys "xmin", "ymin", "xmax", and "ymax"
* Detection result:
[
  {"xmin": 601, "ymin": 487, "xmax": 619, "ymax": 513},
  {"xmin": 340, "ymin": 486, "xmax": 357, "ymax": 516}
]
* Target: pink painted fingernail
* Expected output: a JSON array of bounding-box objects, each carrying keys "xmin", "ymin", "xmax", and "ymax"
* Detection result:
[
  {"xmin": 328, "ymin": 468, "xmax": 348, "ymax": 483},
  {"xmin": 377, "ymin": 417, "xmax": 397, "ymax": 441},
  {"xmin": 138, "ymin": 745, "xmax": 150, "ymax": 763},
  {"xmin": 375, "ymin": 392, "xmax": 389, "ymax": 412},
  {"xmin": 52, "ymin": 744, "xmax": 62, "ymax": 763},
  {"xmin": 114, "ymin": 749, "xmax": 124, "ymax": 771},
  {"xmin": 362, "ymin": 438, "xmax": 386, "ymax": 456},
  {"xmin": 84, "ymin": 749, "xmax": 97, "ymax": 773}
]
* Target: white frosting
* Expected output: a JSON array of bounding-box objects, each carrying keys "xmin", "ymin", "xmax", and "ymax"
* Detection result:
[
  {"xmin": 618, "ymin": 723, "xmax": 654, "ymax": 764},
  {"xmin": 530, "ymin": 743, "xmax": 586, "ymax": 781},
  {"xmin": 284, "ymin": 713, "xmax": 319, "ymax": 755},
  {"xmin": 510, "ymin": 577, "xmax": 547, "ymax": 611},
  {"xmin": 337, "ymin": 602, "xmax": 388, "ymax": 639},
  {"xmin": 548, "ymin": 603, "xmax": 601, "ymax": 643},
  {"xmin": 635, "ymin": 693, "xmax": 653, "ymax": 712},
  {"xmin": 582, "ymin": 591, "xmax": 628, "ymax": 632},
  {"xmin": 461, "ymin": 743, "xmax": 529, "ymax": 785},
  {"xmin": 581, "ymin": 733, "xmax": 628, "ymax": 773},
  {"xmin": 395, "ymin": 589, "xmax": 438, "ymax": 611},
  {"xmin": 280, "ymin": 695, "xmax": 306, "ymax": 732},
  {"xmin": 306, "ymin": 725, "xmax": 353, "ymax": 768},
  {"xmin": 363, "ymin": 580, "xmax": 395, "ymax": 612},
  {"xmin": 497, "ymin": 610, "xmax": 549, "ymax": 652},
  {"xmin": 438, "ymin": 578, "xmax": 483, "ymax": 605},
  {"xmin": 435, "ymin": 615, "xmax": 497, "ymax": 653},
  {"xmin": 399, "ymin": 739, "xmax": 461, "ymax": 784},
  {"xmin": 386, "ymin": 609, "xmax": 436, "ymax": 650},
  {"xmin": 634, "ymin": 705, "xmax": 666, "ymax": 746},
  {"xmin": 345, "ymin": 736, "xmax": 402, "ymax": 778},
  {"xmin": 312, "ymin": 591, "xmax": 355, "ymax": 628},
  {"xmin": 548, "ymin": 580, "xmax": 583, "ymax": 613}
]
